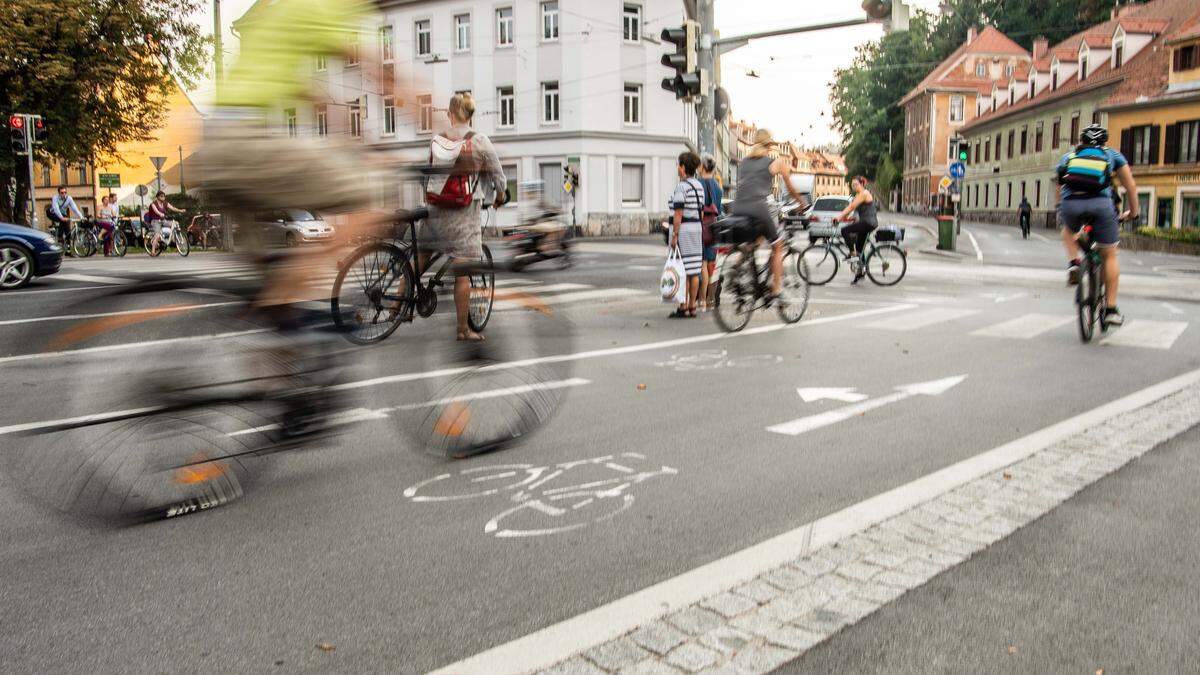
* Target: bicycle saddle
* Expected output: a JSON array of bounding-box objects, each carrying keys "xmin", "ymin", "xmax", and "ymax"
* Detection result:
[{"xmin": 396, "ymin": 207, "xmax": 429, "ymax": 224}]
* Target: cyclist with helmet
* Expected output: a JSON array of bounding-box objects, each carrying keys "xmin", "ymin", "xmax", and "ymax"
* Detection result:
[{"xmin": 1055, "ymin": 123, "xmax": 1139, "ymax": 327}]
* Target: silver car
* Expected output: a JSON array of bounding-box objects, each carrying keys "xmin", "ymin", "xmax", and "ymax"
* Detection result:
[
  {"xmin": 804, "ymin": 195, "xmax": 853, "ymax": 228},
  {"xmin": 252, "ymin": 209, "xmax": 335, "ymax": 247}
]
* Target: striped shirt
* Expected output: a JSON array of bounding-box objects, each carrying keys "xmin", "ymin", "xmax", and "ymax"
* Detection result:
[{"xmin": 671, "ymin": 178, "xmax": 705, "ymax": 222}]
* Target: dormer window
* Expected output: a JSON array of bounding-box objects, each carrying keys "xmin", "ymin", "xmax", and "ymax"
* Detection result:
[
  {"xmin": 1113, "ymin": 28, "xmax": 1125, "ymax": 68},
  {"xmin": 1005, "ymin": 63, "xmax": 1014, "ymax": 77},
  {"xmin": 1079, "ymin": 45, "xmax": 1089, "ymax": 81},
  {"xmin": 1029, "ymin": 77, "xmax": 1036, "ymax": 98},
  {"xmin": 1052, "ymin": 60, "xmax": 1060, "ymax": 90},
  {"xmin": 976, "ymin": 62, "xmax": 986, "ymax": 77},
  {"xmin": 1009, "ymin": 88, "xmax": 1014, "ymax": 105}
]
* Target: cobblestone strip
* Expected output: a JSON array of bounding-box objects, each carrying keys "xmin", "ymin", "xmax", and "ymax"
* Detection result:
[{"xmin": 539, "ymin": 384, "xmax": 1200, "ymax": 675}]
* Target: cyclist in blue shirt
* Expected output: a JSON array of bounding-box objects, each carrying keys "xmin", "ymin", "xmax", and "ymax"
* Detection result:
[{"xmin": 1055, "ymin": 123, "xmax": 1140, "ymax": 327}]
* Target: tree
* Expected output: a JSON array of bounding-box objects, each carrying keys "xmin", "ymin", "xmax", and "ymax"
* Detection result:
[{"xmin": 0, "ymin": 0, "xmax": 207, "ymax": 225}]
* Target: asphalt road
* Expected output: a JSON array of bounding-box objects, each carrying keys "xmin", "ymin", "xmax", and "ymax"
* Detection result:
[{"xmin": 2, "ymin": 229, "xmax": 1199, "ymax": 672}]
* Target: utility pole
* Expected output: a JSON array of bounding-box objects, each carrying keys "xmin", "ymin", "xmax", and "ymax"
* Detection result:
[
  {"xmin": 696, "ymin": 0, "xmax": 716, "ymax": 157},
  {"xmin": 213, "ymin": 0, "xmax": 223, "ymax": 87},
  {"xmin": 25, "ymin": 124, "xmax": 36, "ymax": 229},
  {"xmin": 178, "ymin": 144, "xmax": 185, "ymax": 194}
]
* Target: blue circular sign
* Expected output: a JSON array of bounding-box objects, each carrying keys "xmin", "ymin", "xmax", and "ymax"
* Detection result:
[{"xmin": 949, "ymin": 162, "xmax": 966, "ymax": 179}]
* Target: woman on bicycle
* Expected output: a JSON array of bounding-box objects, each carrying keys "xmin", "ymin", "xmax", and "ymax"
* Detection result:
[
  {"xmin": 730, "ymin": 129, "xmax": 807, "ymax": 300},
  {"xmin": 836, "ymin": 176, "xmax": 878, "ymax": 285},
  {"xmin": 144, "ymin": 191, "xmax": 184, "ymax": 254},
  {"xmin": 97, "ymin": 195, "xmax": 119, "ymax": 256}
]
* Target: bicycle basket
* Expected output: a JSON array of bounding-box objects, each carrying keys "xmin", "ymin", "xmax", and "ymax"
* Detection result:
[
  {"xmin": 808, "ymin": 225, "xmax": 838, "ymax": 241},
  {"xmin": 875, "ymin": 225, "xmax": 904, "ymax": 243}
]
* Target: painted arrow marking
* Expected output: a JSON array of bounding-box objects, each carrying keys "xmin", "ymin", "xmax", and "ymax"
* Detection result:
[
  {"xmin": 767, "ymin": 375, "xmax": 968, "ymax": 437},
  {"xmin": 797, "ymin": 387, "xmax": 869, "ymax": 404}
]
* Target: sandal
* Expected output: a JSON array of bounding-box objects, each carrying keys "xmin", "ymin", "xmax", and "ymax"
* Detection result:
[
  {"xmin": 457, "ymin": 330, "xmax": 486, "ymax": 342},
  {"xmin": 668, "ymin": 309, "xmax": 689, "ymax": 319}
]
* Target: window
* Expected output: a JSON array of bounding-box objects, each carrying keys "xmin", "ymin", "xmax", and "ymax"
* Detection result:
[
  {"xmin": 285, "ymin": 108, "xmax": 297, "ymax": 137},
  {"xmin": 1020, "ymin": 126, "xmax": 1027, "ymax": 155},
  {"xmin": 349, "ymin": 104, "xmax": 362, "ymax": 138},
  {"xmin": 975, "ymin": 62, "xmax": 986, "ymax": 77},
  {"xmin": 380, "ymin": 26, "xmax": 393, "ymax": 62},
  {"xmin": 1175, "ymin": 45, "xmax": 1198, "ymax": 72},
  {"xmin": 1029, "ymin": 78, "xmax": 1035, "ymax": 98},
  {"xmin": 541, "ymin": 2, "xmax": 559, "ymax": 41},
  {"xmin": 623, "ymin": 5, "xmax": 641, "ymax": 43},
  {"xmin": 502, "ymin": 164, "xmax": 518, "ymax": 206},
  {"xmin": 40, "ymin": 164, "xmax": 50, "ymax": 186},
  {"xmin": 1005, "ymin": 63, "xmax": 1014, "ymax": 77},
  {"xmin": 315, "ymin": 54, "xmax": 327, "ymax": 71},
  {"xmin": 1070, "ymin": 112, "xmax": 1080, "ymax": 144},
  {"xmin": 984, "ymin": 139, "xmax": 991, "ymax": 162},
  {"xmin": 1157, "ymin": 197, "xmax": 1174, "ymax": 228},
  {"xmin": 948, "ymin": 138, "xmax": 957, "ymax": 161},
  {"xmin": 1052, "ymin": 118, "xmax": 1061, "ymax": 150},
  {"xmin": 950, "ymin": 95, "xmax": 964, "ymax": 123},
  {"xmin": 1035, "ymin": 180, "xmax": 1041, "ymax": 208},
  {"xmin": 1051, "ymin": 66, "xmax": 1059, "ymax": 91},
  {"xmin": 1007, "ymin": 129, "xmax": 1015, "ymax": 159},
  {"xmin": 497, "ymin": 87, "xmax": 515, "ymax": 128},
  {"xmin": 417, "ymin": 94, "xmax": 433, "ymax": 133},
  {"xmin": 415, "ymin": 20, "xmax": 431, "ymax": 57},
  {"xmin": 382, "ymin": 96, "xmax": 395, "ymax": 135},
  {"xmin": 1009, "ymin": 89, "xmax": 1014, "ymax": 106},
  {"xmin": 1113, "ymin": 37, "xmax": 1124, "ymax": 68},
  {"xmin": 1021, "ymin": 180, "xmax": 1026, "ymax": 199},
  {"xmin": 455, "ymin": 14, "xmax": 471, "ymax": 51},
  {"xmin": 1092, "ymin": 111, "xmax": 1102, "ymax": 125},
  {"xmin": 496, "ymin": 7, "xmax": 514, "ymax": 46},
  {"xmin": 995, "ymin": 133, "xmax": 1002, "ymax": 159},
  {"xmin": 1174, "ymin": 120, "xmax": 1200, "ymax": 163},
  {"xmin": 623, "ymin": 84, "xmax": 641, "ymax": 125},
  {"xmin": 1079, "ymin": 53, "xmax": 1088, "ymax": 81},
  {"xmin": 1035, "ymin": 121, "xmax": 1044, "ymax": 152},
  {"xmin": 347, "ymin": 32, "xmax": 360, "ymax": 66},
  {"xmin": 540, "ymin": 162, "xmax": 562, "ymax": 206},
  {"xmin": 316, "ymin": 106, "xmax": 327, "ymax": 137},
  {"xmin": 621, "ymin": 164, "xmax": 644, "ymax": 206},
  {"xmin": 973, "ymin": 141, "xmax": 980, "ymax": 163},
  {"xmin": 1129, "ymin": 125, "xmax": 1155, "ymax": 165},
  {"xmin": 1007, "ymin": 182, "xmax": 1012, "ymax": 208},
  {"xmin": 542, "ymin": 82, "xmax": 559, "ymax": 124},
  {"xmin": 77, "ymin": 165, "xmax": 88, "ymax": 185}
]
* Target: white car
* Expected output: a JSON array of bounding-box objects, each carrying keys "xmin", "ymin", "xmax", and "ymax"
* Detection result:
[
  {"xmin": 804, "ymin": 195, "xmax": 853, "ymax": 228},
  {"xmin": 252, "ymin": 209, "xmax": 335, "ymax": 247}
]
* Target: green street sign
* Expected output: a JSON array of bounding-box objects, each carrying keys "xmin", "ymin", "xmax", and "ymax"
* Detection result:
[{"xmin": 99, "ymin": 173, "xmax": 120, "ymax": 188}]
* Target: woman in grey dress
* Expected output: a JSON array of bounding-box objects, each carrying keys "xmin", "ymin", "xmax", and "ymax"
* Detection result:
[
  {"xmin": 731, "ymin": 128, "xmax": 808, "ymax": 298},
  {"xmin": 424, "ymin": 93, "xmax": 507, "ymax": 341}
]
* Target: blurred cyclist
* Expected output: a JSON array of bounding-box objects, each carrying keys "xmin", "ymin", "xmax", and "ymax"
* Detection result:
[{"xmin": 730, "ymin": 129, "xmax": 807, "ymax": 299}]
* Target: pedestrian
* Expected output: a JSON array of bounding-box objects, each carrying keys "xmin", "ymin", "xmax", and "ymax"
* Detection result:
[
  {"xmin": 697, "ymin": 154, "xmax": 723, "ymax": 312},
  {"xmin": 668, "ymin": 151, "xmax": 704, "ymax": 318},
  {"xmin": 97, "ymin": 195, "xmax": 119, "ymax": 256},
  {"xmin": 1018, "ymin": 195, "xmax": 1031, "ymax": 238}
]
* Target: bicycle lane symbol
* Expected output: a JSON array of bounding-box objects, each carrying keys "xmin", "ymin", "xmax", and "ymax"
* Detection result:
[{"xmin": 401, "ymin": 453, "xmax": 679, "ymax": 538}]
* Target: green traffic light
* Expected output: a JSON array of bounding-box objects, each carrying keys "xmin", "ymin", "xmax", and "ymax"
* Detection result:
[{"xmin": 959, "ymin": 150, "xmax": 969, "ymax": 161}]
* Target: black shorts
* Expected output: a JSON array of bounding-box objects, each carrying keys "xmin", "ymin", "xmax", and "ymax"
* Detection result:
[{"xmin": 730, "ymin": 201, "xmax": 779, "ymax": 243}]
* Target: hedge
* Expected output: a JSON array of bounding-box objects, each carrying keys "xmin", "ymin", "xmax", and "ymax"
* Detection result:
[{"xmin": 1135, "ymin": 227, "xmax": 1200, "ymax": 244}]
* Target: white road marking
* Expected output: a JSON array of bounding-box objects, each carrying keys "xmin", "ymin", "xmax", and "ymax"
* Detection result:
[
  {"xmin": 0, "ymin": 284, "xmax": 111, "ymax": 295},
  {"xmin": 978, "ymin": 291, "xmax": 1027, "ymax": 303},
  {"xmin": 1100, "ymin": 320, "xmax": 1189, "ymax": 350},
  {"xmin": 626, "ymin": 265, "xmax": 659, "ymax": 271},
  {"xmin": 494, "ymin": 288, "xmax": 646, "ymax": 310},
  {"xmin": 861, "ymin": 307, "xmax": 979, "ymax": 332},
  {"xmin": 796, "ymin": 387, "xmax": 868, "ymax": 403},
  {"xmin": 768, "ymin": 376, "xmax": 966, "ymax": 436},
  {"xmin": 54, "ymin": 273, "xmax": 135, "ymax": 284},
  {"xmin": 964, "ymin": 229, "xmax": 984, "ymax": 261},
  {"xmin": 0, "ymin": 301, "xmax": 242, "ymax": 327},
  {"xmin": 1030, "ymin": 232, "xmax": 1050, "ymax": 243},
  {"xmin": 0, "ymin": 329, "xmax": 269, "ymax": 366},
  {"xmin": 1162, "ymin": 302, "xmax": 1184, "ymax": 315},
  {"xmin": 0, "ymin": 406, "xmax": 166, "ymax": 436},
  {"xmin": 970, "ymin": 313, "xmax": 1073, "ymax": 339}
]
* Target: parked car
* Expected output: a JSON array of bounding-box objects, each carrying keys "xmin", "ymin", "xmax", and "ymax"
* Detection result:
[
  {"xmin": 251, "ymin": 209, "xmax": 335, "ymax": 247},
  {"xmin": 804, "ymin": 195, "xmax": 853, "ymax": 228},
  {"xmin": 0, "ymin": 221, "xmax": 63, "ymax": 289}
]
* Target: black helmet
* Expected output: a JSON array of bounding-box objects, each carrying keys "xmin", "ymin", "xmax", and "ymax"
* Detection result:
[{"xmin": 1080, "ymin": 123, "xmax": 1108, "ymax": 147}]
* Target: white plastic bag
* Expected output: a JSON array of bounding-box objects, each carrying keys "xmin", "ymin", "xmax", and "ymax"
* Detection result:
[{"xmin": 661, "ymin": 247, "xmax": 687, "ymax": 304}]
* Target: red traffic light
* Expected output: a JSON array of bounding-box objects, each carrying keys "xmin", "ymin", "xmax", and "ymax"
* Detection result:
[
  {"xmin": 33, "ymin": 118, "xmax": 44, "ymax": 130},
  {"xmin": 9, "ymin": 115, "xmax": 24, "ymax": 130}
]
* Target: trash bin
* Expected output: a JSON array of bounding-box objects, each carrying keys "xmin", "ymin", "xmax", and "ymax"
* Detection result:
[{"xmin": 936, "ymin": 215, "xmax": 956, "ymax": 251}]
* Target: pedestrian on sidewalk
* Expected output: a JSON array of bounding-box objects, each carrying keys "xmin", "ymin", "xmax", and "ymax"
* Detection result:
[
  {"xmin": 697, "ymin": 154, "xmax": 723, "ymax": 312},
  {"xmin": 668, "ymin": 151, "xmax": 704, "ymax": 318},
  {"xmin": 1018, "ymin": 196, "xmax": 1031, "ymax": 238}
]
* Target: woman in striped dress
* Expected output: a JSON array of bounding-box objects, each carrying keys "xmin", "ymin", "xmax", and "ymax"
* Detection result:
[{"xmin": 669, "ymin": 151, "xmax": 705, "ymax": 318}]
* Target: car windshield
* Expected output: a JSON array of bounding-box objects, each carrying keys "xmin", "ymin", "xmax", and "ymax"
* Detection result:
[
  {"xmin": 285, "ymin": 209, "xmax": 318, "ymax": 222},
  {"xmin": 812, "ymin": 198, "xmax": 849, "ymax": 212}
]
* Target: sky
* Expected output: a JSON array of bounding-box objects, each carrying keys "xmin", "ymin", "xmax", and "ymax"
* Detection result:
[{"xmin": 189, "ymin": 0, "xmax": 945, "ymax": 149}]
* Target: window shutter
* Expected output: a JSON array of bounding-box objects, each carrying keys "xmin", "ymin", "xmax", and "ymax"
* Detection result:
[
  {"xmin": 1148, "ymin": 125, "xmax": 1161, "ymax": 165},
  {"xmin": 1120, "ymin": 128, "xmax": 1134, "ymax": 159},
  {"xmin": 1164, "ymin": 124, "xmax": 1180, "ymax": 164}
]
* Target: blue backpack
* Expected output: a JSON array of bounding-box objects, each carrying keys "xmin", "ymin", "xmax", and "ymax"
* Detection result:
[{"xmin": 1057, "ymin": 146, "xmax": 1113, "ymax": 196}]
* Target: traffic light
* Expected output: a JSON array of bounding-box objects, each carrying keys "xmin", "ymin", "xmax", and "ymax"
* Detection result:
[
  {"xmin": 33, "ymin": 116, "xmax": 47, "ymax": 145},
  {"xmin": 959, "ymin": 144, "xmax": 969, "ymax": 163},
  {"xmin": 9, "ymin": 114, "xmax": 27, "ymax": 155},
  {"xmin": 862, "ymin": 0, "xmax": 910, "ymax": 33},
  {"xmin": 660, "ymin": 21, "xmax": 701, "ymax": 101}
]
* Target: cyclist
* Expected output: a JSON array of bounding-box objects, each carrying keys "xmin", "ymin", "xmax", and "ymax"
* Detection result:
[
  {"xmin": 46, "ymin": 186, "xmax": 84, "ymax": 245},
  {"xmin": 835, "ymin": 176, "xmax": 878, "ymax": 285},
  {"xmin": 144, "ymin": 191, "xmax": 184, "ymax": 254},
  {"xmin": 1055, "ymin": 123, "xmax": 1139, "ymax": 327},
  {"xmin": 730, "ymin": 129, "xmax": 808, "ymax": 300},
  {"xmin": 97, "ymin": 195, "xmax": 119, "ymax": 256}
]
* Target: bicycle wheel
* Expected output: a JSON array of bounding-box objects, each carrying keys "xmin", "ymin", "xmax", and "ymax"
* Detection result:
[
  {"xmin": 866, "ymin": 244, "xmax": 907, "ymax": 286},
  {"xmin": 176, "ymin": 231, "xmax": 190, "ymax": 256},
  {"xmin": 147, "ymin": 235, "xmax": 162, "ymax": 257},
  {"xmin": 467, "ymin": 244, "xmax": 495, "ymax": 333},
  {"xmin": 71, "ymin": 230, "xmax": 95, "ymax": 258},
  {"xmin": 331, "ymin": 241, "xmax": 416, "ymax": 345},
  {"xmin": 1076, "ymin": 262, "xmax": 1096, "ymax": 343},
  {"xmin": 799, "ymin": 243, "xmax": 839, "ymax": 285},
  {"xmin": 776, "ymin": 251, "xmax": 811, "ymax": 324},
  {"xmin": 112, "ymin": 230, "xmax": 128, "ymax": 257},
  {"xmin": 713, "ymin": 250, "xmax": 755, "ymax": 333}
]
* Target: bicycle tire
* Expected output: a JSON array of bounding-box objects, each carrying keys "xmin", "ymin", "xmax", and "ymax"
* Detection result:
[
  {"xmin": 467, "ymin": 244, "xmax": 495, "ymax": 333},
  {"xmin": 1077, "ymin": 261, "xmax": 1096, "ymax": 343},
  {"xmin": 71, "ymin": 230, "xmax": 96, "ymax": 258},
  {"xmin": 147, "ymin": 235, "xmax": 162, "ymax": 256},
  {"xmin": 866, "ymin": 244, "xmax": 907, "ymax": 286},
  {"xmin": 331, "ymin": 241, "xmax": 416, "ymax": 345},
  {"xmin": 776, "ymin": 251, "xmax": 811, "ymax": 324},
  {"xmin": 799, "ymin": 243, "xmax": 839, "ymax": 285},
  {"xmin": 176, "ymin": 231, "xmax": 190, "ymax": 256},
  {"xmin": 714, "ymin": 249, "xmax": 755, "ymax": 333}
]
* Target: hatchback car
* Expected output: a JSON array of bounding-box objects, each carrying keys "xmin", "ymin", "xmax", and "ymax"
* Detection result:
[
  {"xmin": 0, "ymin": 221, "xmax": 63, "ymax": 289},
  {"xmin": 252, "ymin": 209, "xmax": 335, "ymax": 247},
  {"xmin": 804, "ymin": 195, "xmax": 853, "ymax": 228}
]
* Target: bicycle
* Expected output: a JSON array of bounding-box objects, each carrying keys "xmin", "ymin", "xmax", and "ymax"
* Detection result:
[
  {"xmin": 330, "ymin": 206, "xmax": 494, "ymax": 345},
  {"xmin": 709, "ymin": 217, "xmax": 811, "ymax": 333},
  {"xmin": 799, "ymin": 224, "xmax": 907, "ymax": 286},
  {"xmin": 145, "ymin": 219, "xmax": 190, "ymax": 257},
  {"xmin": 87, "ymin": 219, "xmax": 128, "ymax": 257},
  {"xmin": 188, "ymin": 214, "xmax": 226, "ymax": 251},
  {"xmin": 1075, "ymin": 220, "xmax": 1111, "ymax": 343},
  {"xmin": 54, "ymin": 219, "xmax": 98, "ymax": 258}
]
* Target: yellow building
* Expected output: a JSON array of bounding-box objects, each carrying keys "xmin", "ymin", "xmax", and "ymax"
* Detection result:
[{"xmin": 1102, "ymin": 13, "xmax": 1200, "ymax": 228}]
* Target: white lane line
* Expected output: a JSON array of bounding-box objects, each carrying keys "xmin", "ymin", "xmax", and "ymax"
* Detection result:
[
  {"xmin": 1162, "ymin": 302, "xmax": 1184, "ymax": 315},
  {"xmin": 964, "ymin": 229, "xmax": 984, "ymax": 261},
  {"xmin": 0, "ymin": 329, "xmax": 269, "ymax": 366},
  {"xmin": 627, "ymin": 265, "xmax": 659, "ymax": 271},
  {"xmin": 0, "ymin": 284, "xmax": 111, "ymax": 295},
  {"xmin": 861, "ymin": 307, "xmax": 979, "ymax": 332},
  {"xmin": 54, "ymin": 273, "xmax": 135, "ymax": 284},
  {"xmin": 970, "ymin": 313, "xmax": 1073, "ymax": 339},
  {"xmin": 1030, "ymin": 232, "xmax": 1050, "ymax": 243},
  {"xmin": 495, "ymin": 288, "xmax": 644, "ymax": 310},
  {"xmin": 0, "ymin": 406, "xmax": 166, "ymax": 436},
  {"xmin": 336, "ymin": 303, "xmax": 919, "ymax": 392},
  {"xmin": 1101, "ymin": 320, "xmax": 1189, "ymax": 350},
  {"xmin": 0, "ymin": 301, "xmax": 242, "ymax": 327},
  {"xmin": 432, "ymin": 366, "xmax": 1200, "ymax": 675}
]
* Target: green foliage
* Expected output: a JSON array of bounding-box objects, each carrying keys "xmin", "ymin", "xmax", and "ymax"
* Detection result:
[
  {"xmin": 1136, "ymin": 227, "xmax": 1200, "ymax": 244},
  {"xmin": 875, "ymin": 153, "xmax": 900, "ymax": 201}
]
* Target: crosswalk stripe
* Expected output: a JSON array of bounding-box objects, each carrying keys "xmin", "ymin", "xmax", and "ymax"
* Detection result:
[
  {"xmin": 860, "ymin": 307, "xmax": 979, "ymax": 332},
  {"xmin": 54, "ymin": 273, "xmax": 134, "ymax": 284},
  {"xmin": 971, "ymin": 313, "xmax": 1074, "ymax": 339},
  {"xmin": 494, "ymin": 288, "xmax": 646, "ymax": 310},
  {"xmin": 1100, "ymin": 320, "xmax": 1189, "ymax": 350}
]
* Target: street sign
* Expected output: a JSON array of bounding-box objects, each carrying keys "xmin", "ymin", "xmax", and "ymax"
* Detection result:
[
  {"xmin": 938, "ymin": 176, "xmax": 953, "ymax": 192},
  {"xmin": 949, "ymin": 162, "xmax": 966, "ymax": 179},
  {"xmin": 951, "ymin": 193, "xmax": 962, "ymax": 203},
  {"xmin": 135, "ymin": 184, "xmax": 148, "ymax": 197},
  {"xmin": 99, "ymin": 173, "xmax": 120, "ymax": 188},
  {"xmin": 149, "ymin": 156, "xmax": 167, "ymax": 171}
]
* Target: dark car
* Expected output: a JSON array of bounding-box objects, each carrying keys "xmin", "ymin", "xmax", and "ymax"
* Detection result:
[{"xmin": 0, "ymin": 221, "xmax": 63, "ymax": 289}]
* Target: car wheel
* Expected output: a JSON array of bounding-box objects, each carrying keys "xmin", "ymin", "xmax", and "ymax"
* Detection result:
[
  {"xmin": 0, "ymin": 244, "xmax": 34, "ymax": 289},
  {"xmin": 285, "ymin": 233, "xmax": 299, "ymax": 248}
]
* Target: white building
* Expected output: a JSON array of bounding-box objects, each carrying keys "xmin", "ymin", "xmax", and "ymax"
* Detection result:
[{"xmin": 244, "ymin": 0, "xmax": 697, "ymax": 234}]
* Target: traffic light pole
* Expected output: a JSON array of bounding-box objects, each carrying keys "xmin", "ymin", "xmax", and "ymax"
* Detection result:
[
  {"xmin": 26, "ymin": 123, "xmax": 35, "ymax": 229},
  {"xmin": 696, "ymin": 0, "xmax": 716, "ymax": 157}
]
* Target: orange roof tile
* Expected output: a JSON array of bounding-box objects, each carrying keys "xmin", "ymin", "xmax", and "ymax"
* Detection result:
[
  {"xmin": 900, "ymin": 26, "xmax": 1030, "ymax": 105},
  {"xmin": 1118, "ymin": 18, "xmax": 1169, "ymax": 34},
  {"xmin": 1167, "ymin": 10, "xmax": 1200, "ymax": 43}
]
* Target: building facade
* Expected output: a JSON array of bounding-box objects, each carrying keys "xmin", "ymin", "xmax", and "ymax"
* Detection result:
[
  {"xmin": 238, "ymin": 0, "xmax": 695, "ymax": 234},
  {"xmin": 901, "ymin": 27, "xmax": 1031, "ymax": 215}
]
